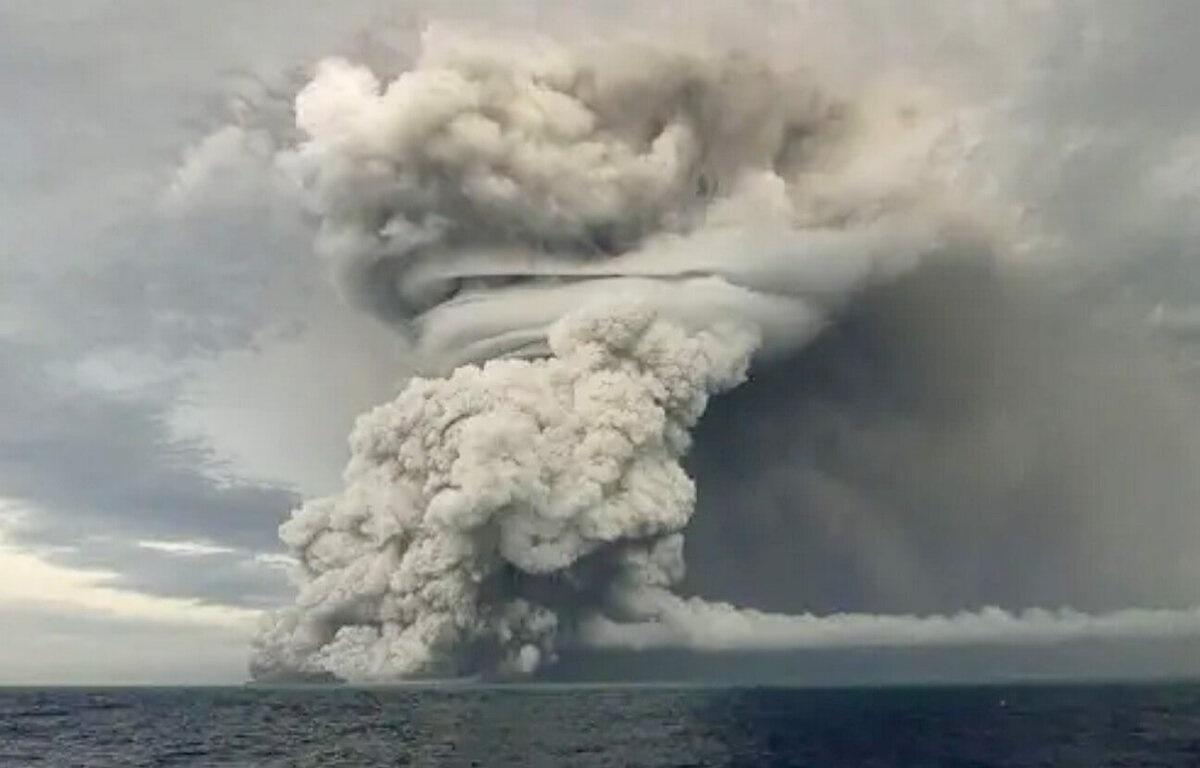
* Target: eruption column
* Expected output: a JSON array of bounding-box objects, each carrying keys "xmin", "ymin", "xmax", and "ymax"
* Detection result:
[{"xmin": 250, "ymin": 27, "xmax": 1200, "ymax": 681}]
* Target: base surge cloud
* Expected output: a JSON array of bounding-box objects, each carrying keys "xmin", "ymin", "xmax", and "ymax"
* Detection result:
[{"xmin": 250, "ymin": 26, "xmax": 1200, "ymax": 681}]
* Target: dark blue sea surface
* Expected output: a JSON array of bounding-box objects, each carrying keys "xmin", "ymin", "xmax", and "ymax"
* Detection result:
[{"xmin": 1, "ymin": 682, "xmax": 1198, "ymax": 767}]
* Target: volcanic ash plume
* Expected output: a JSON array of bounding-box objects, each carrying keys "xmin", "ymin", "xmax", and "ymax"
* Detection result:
[
  {"xmin": 273, "ymin": 28, "xmax": 958, "ymax": 366},
  {"xmin": 249, "ymin": 28, "xmax": 1059, "ymax": 681},
  {"xmin": 253, "ymin": 305, "xmax": 756, "ymax": 679}
]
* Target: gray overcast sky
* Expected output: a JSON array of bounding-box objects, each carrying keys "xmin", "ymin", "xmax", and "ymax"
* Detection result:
[{"xmin": 4, "ymin": 1, "xmax": 1200, "ymax": 684}]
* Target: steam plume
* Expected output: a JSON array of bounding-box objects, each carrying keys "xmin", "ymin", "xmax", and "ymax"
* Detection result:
[{"xmin": 250, "ymin": 27, "xmax": 1200, "ymax": 681}]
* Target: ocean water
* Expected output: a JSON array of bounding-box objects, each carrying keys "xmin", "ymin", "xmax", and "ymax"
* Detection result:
[{"xmin": 2, "ymin": 682, "xmax": 1198, "ymax": 767}]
